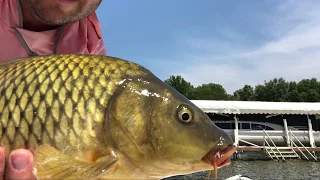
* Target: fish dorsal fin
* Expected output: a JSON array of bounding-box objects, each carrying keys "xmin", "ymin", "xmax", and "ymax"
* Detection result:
[{"xmin": 33, "ymin": 144, "xmax": 118, "ymax": 180}]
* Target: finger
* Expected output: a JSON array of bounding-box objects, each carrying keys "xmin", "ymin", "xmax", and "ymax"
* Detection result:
[
  {"xmin": 6, "ymin": 149, "xmax": 35, "ymax": 180},
  {"xmin": 0, "ymin": 148, "xmax": 5, "ymax": 180}
]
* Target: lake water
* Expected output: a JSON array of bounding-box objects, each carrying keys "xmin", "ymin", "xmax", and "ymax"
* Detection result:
[{"xmin": 164, "ymin": 160, "xmax": 320, "ymax": 180}]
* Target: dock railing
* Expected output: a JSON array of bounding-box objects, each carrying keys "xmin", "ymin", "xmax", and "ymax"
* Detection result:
[
  {"xmin": 289, "ymin": 130, "xmax": 317, "ymax": 161},
  {"xmin": 238, "ymin": 139, "xmax": 261, "ymax": 148},
  {"xmin": 263, "ymin": 129, "xmax": 285, "ymax": 161}
]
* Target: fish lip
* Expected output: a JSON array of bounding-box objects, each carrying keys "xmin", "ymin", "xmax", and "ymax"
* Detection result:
[{"xmin": 201, "ymin": 145, "xmax": 237, "ymax": 168}]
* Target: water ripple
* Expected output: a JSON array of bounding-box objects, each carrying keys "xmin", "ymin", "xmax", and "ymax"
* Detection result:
[{"xmin": 164, "ymin": 160, "xmax": 320, "ymax": 180}]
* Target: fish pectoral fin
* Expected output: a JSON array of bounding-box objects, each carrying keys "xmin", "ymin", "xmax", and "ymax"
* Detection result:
[{"xmin": 33, "ymin": 144, "xmax": 118, "ymax": 180}]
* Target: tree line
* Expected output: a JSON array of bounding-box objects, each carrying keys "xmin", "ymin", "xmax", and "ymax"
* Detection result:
[{"xmin": 164, "ymin": 76, "xmax": 320, "ymax": 102}]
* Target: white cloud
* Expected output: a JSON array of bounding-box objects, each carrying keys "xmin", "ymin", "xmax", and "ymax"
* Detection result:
[{"xmin": 172, "ymin": 0, "xmax": 320, "ymax": 94}]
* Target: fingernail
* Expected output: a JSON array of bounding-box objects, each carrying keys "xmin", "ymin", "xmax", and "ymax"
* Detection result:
[{"xmin": 11, "ymin": 152, "xmax": 30, "ymax": 171}]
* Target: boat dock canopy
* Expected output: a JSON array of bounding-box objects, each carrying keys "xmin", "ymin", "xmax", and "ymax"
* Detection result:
[{"xmin": 190, "ymin": 100, "xmax": 320, "ymax": 115}]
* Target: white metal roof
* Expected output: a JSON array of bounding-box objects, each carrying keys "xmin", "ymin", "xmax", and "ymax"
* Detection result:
[{"xmin": 190, "ymin": 100, "xmax": 320, "ymax": 115}]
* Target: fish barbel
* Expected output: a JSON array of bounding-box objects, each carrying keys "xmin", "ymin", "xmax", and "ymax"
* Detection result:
[{"xmin": 0, "ymin": 54, "xmax": 236, "ymax": 180}]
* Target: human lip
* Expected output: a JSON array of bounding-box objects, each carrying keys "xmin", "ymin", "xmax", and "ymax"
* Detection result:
[{"xmin": 58, "ymin": 0, "xmax": 78, "ymax": 3}]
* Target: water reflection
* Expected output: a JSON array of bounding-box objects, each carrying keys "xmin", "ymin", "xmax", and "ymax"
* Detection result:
[{"xmin": 164, "ymin": 160, "xmax": 320, "ymax": 180}]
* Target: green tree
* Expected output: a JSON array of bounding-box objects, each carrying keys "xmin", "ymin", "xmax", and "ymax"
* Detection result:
[
  {"xmin": 189, "ymin": 83, "xmax": 229, "ymax": 100},
  {"xmin": 164, "ymin": 75, "xmax": 194, "ymax": 98},
  {"xmin": 165, "ymin": 75, "xmax": 320, "ymax": 102},
  {"xmin": 254, "ymin": 77, "xmax": 288, "ymax": 101},
  {"xmin": 233, "ymin": 85, "xmax": 254, "ymax": 101},
  {"xmin": 283, "ymin": 81, "xmax": 299, "ymax": 102},
  {"xmin": 296, "ymin": 78, "xmax": 320, "ymax": 102},
  {"xmin": 227, "ymin": 94, "xmax": 238, "ymax": 100},
  {"xmin": 253, "ymin": 84, "xmax": 268, "ymax": 101}
]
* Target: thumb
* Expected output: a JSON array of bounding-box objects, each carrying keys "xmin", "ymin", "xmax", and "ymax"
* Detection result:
[{"xmin": 6, "ymin": 149, "xmax": 35, "ymax": 180}]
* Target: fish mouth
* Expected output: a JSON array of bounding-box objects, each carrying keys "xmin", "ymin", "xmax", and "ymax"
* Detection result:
[{"xmin": 201, "ymin": 145, "xmax": 237, "ymax": 168}]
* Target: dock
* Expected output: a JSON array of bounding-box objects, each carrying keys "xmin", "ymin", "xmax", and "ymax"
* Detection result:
[
  {"xmin": 236, "ymin": 146, "xmax": 320, "ymax": 152},
  {"xmin": 191, "ymin": 100, "xmax": 320, "ymax": 162}
]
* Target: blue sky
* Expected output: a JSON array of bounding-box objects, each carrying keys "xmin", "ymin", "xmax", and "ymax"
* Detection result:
[{"xmin": 96, "ymin": 0, "xmax": 320, "ymax": 94}]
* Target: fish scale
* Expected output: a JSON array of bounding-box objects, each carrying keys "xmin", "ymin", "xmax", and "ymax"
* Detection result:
[{"xmin": 0, "ymin": 54, "xmax": 144, "ymax": 157}]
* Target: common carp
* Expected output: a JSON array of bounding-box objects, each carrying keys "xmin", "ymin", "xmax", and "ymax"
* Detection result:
[{"xmin": 0, "ymin": 54, "xmax": 236, "ymax": 180}]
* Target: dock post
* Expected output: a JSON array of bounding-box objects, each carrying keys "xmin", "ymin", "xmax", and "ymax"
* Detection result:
[
  {"xmin": 307, "ymin": 115, "xmax": 316, "ymax": 148},
  {"xmin": 283, "ymin": 118, "xmax": 290, "ymax": 147},
  {"xmin": 234, "ymin": 115, "xmax": 239, "ymax": 147}
]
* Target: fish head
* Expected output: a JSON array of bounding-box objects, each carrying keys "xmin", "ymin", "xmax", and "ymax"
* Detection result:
[{"xmin": 108, "ymin": 69, "xmax": 235, "ymax": 178}]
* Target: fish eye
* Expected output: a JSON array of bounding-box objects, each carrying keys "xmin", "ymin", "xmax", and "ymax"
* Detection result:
[{"xmin": 177, "ymin": 105, "xmax": 193, "ymax": 123}]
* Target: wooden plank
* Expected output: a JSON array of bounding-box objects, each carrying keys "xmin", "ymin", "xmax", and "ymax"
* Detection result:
[
  {"xmin": 236, "ymin": 147, "xmax": 263, "ymax": 151},
  {"xmin": 292, "ymin": 147, "xmax": 320, "ymax": 152}
]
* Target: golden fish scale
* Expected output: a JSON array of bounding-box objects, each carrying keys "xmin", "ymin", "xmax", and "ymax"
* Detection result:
[{"xmin": 0, "ymin": 54, "xmax": 144, "ymax": 156}]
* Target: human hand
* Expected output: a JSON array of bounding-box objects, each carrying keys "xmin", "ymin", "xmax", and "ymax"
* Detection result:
[{"xmin": 0, "ymin": 147, "xmax": 35, "ymax": 180}]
